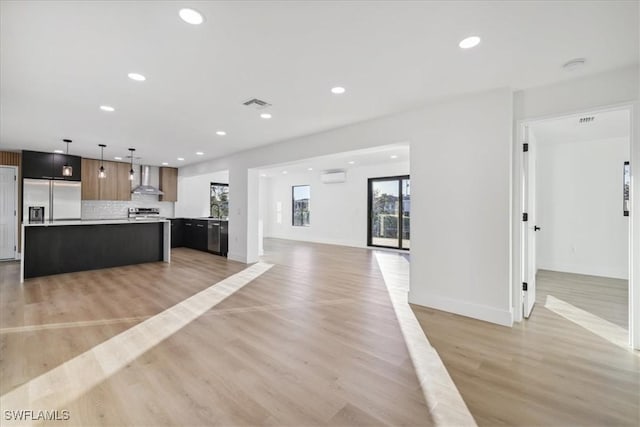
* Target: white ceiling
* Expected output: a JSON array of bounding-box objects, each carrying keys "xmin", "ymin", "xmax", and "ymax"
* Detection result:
[
  {"xmin": 1, "ymin": 1, "xmax": 638, "ymax": 166},
  {"xmin": 259, "ymin": 143, "xmax": 409, "ymax": 176},
  {"xmin": 531, "ymin": 109, "xmax": 631, "ymax": 144}
]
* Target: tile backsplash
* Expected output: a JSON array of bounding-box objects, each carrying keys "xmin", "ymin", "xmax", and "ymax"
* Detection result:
[{"xmin": 82, "ymin": 194, "xmax": 175, "ymax": 219}]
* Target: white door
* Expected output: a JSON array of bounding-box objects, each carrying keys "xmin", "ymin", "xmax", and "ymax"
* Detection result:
[
  {"xmin": 522, "ymin": 125, "xmax": 538, "ymax": 318},
  {"xmin": 0, "ymin": 167, "xmax": 17, "ymax": 259}
]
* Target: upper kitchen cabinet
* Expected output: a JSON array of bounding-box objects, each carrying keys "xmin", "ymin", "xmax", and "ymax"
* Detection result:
[
  {"xmin": 81, "ymin": 159, "xmax": 131, "ymax": 201},
  {"xmin": 98, "ymin": 161, "xmax": 119, "ymax": 201},
  {"xmin": 159, "ymin": 167, "xmax": 178, "ymax": 202},
  {"xmin": 116, "ymin": 162, "xmax": 132, "ymax": 201},
  {"xmin": 81, "ymin": 158, "xmax": 100, "ymax": 200},
  {"xmin": 22, "ymin": 150, "xmax": 82, "ymax": 181},
  {"xmin": 52, "ymin": 153, "xmax": 82, "ymax": 180}
]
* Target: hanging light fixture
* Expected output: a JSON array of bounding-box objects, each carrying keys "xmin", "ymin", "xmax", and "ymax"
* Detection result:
[
  {"xmin": 98, "ymin": 144, "xmax": 107, "ymax": 179},
  {"xmin": 128, "ymin": 148, "xmax": 136, "ymax": 180},
  {"xmin": 61, "ymin": 139, "xmax": 73, "ymax": 177}
]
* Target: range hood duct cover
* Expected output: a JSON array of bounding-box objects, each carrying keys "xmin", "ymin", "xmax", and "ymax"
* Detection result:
[{"xmin": 132, "ymin": 165, "xmax": 164, "ymax": 195}]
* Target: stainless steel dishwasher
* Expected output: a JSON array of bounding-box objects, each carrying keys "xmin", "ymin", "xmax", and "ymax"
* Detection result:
[{"xmin": 207, "ymin": 221, "xmax": 220, "ymax": 253}]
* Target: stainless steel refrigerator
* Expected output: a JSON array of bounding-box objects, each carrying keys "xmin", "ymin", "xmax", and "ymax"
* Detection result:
[{"xmin": 23, "ymin": 179, "xmax": 82, "ymax": 222}]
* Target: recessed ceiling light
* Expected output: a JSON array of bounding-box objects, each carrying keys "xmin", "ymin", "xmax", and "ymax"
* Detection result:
[
  {"xmin": 260, "ymin": 173, "xmax": 267, "ymax": 177},
  {"xmin": 459, "ymin": 36, "xmax": 481, "ymax": 49},
  {"xmin": 54, "ymin": 149, "xmax": 64, "ymax": 154},
  {"xmin": 179, "ymin": 8, "xmax": 204, "ymax": 25},
  {"xmin": 196, "ymin": 151, "xmax": 204, "ymax": 156},
  {"xmin": 162, "ymin": 162, "xmax": 169, "ymax": 166},
  {"xmin": 390, "ymin": 155, "xmax": 398, "ymax": 159},
  {"xmin": 307, "ymin": 167, "xmax": 313, "ymax": 171},
  {"xmin": 563, "ymin": 58, "xmax": 586, "ymax": 71},
  {"xmin": 100, "ymin": 105, "xmax": 115, "ymax": 112},
  {"xmin": 216, "ymin": 130, "xmax": 226, "ymax": 136},
  {"xmin": 348, "ymin": 160, "xmax": 355, "ymax": 164},
  {"xmin": 177, "ymin": 157, "xmax": 185, "ymax": 161},
  {"xmin": 260, "ymin": 113, "xmax": 272, "ymax": 119},
  {"xmin": 282, "ymin": 170, "xmax": 288, "ymax": 174},
  {"xmin": 331, "ymin": 86, "xmax": 346, "ymax": 94},
  {"xmin": 114, "ymin": 156, "xmax": 123, "ymax": 160},
  {"xmin": 128, "ymin": 72, "xmax": 146, "ymax": 81}
]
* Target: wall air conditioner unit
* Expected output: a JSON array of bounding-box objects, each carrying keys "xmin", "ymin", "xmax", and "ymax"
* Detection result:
[{"xmin": 320, "ymin": 170, "xmax": 346, "ymax": 184}]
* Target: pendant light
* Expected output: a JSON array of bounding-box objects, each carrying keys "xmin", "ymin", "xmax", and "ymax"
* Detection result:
[
  {"xmin": 98, "ymin": 144, "xmax": 107, "ymax": 179},
  {"xmin": 61, "ymin": 139, "xmax": 73, "ymax": 177},
  {"xmin": 128, "ymin": 148, "xmax": 136, "ymax": 180}
]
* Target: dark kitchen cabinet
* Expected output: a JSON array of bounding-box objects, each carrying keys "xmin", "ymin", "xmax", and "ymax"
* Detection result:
[
  {"xmin": 219, "ymin": 221, "xmax": 228, "ymax": 257},
  {"xmin": 192, "ymin": 220, "xmax": 208, "ymax": 251},
  {"xmin": 52, "ymin": 153, "xmax": 82, "ymax": 180},
  {"xmin": 182, "ymin": 220, "xmax": 207, "ymax": 250},
  {"xmin": 170, "ymin": 219, "xmax": 183, "ymax": 248},
  {"xmin": 22, "ymin": 151, "xmax": 54, "ymax": 179},
  {"xmin": 170, "ymin": 218, "xmax": 227, "ymax": 257},
  {"xmin": 183, "ymin": 221, "xmax": 195, "ymax": 248},
  {"xmin": 22, "ymin": 150, "xmax": 82, "ymax": 181}
]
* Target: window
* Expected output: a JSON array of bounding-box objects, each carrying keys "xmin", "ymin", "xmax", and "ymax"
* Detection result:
[
  {"xmin": 368, "ymin": 175, "xmax": 410, "ymax": 249},
  {"xmin": 292, "ymin": 185, "xmax": 310, "ymax": 226},
  {"xmin": 210, "ymin": 182, "xmax": 229, "ymax": 219}
]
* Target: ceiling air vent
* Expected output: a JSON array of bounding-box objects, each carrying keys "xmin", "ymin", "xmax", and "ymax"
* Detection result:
[
  {"xmin": 242, "ymin": 98, "xmax": 272, "ymax": 110},
  {"xmin": 579, "ymin": 116, "xmax": 595, "ymax": 124}
]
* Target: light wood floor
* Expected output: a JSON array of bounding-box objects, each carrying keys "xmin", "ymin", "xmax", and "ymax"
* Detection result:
[
  {"xmin": 1, "ymin": 242, "xmax": 434, "ymax": 426},
  {"xmin": 416, "ymin": 269, "xmax": 639, "ymax": 427},
  {"xmin": 1, "ymin": 240, "xmax": 638, "ymax": 426}
]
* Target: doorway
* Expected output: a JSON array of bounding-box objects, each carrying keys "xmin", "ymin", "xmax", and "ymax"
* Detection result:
[
  {"xmin": 0, "ymin": 166, "xmax": 18, "ymax": 260},
  {"xmin": 367, "ymin": 175, "xmax": 410, "ymax": 250},
  {"xmin": 519, "ymin": 106, "xmax": 633, "ymax": 345}
]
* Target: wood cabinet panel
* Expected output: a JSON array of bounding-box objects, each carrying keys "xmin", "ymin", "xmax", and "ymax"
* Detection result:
[
  {"xmin": 116, "ymin": 162, "xmax": 132, "ymax": 201},
  {"xmin": 98, "ymin": 161, "xmax": 119, "ymax": 201},
  {"xmin": 159, "ymin": 167, "xmax": 178, "ymax": 202},
  {"xmin": 81, "ymin": 158, "xmax": 100, "ymax": 200},
  {"xmin": 82, "ymin": 159, "xmax": 132, "ymax": 201}
]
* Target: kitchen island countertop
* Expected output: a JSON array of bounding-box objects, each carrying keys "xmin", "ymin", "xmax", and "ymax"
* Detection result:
[
  {"xmin": 21, "ymin": 219, "xmax": 170, "ymax": 282},
  {"xmin": 23, "ymin": 218, "xmax": 170, "ymax": 227}
]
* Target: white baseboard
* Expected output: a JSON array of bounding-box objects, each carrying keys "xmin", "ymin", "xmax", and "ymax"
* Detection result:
[
  {"xmin": 409, "ymin": 292, "xmax": 513, "ymax": 327},
  {"xmin": 227, "ymin": 252, "xmax": 249, "ymax": 263},
  {"xmin": 537, "ymin": 264, "xmax": 628, "ymax": 281},
  {"xmin": 264, "ymin": 235, "xmax": 367, "ymax": 249}
]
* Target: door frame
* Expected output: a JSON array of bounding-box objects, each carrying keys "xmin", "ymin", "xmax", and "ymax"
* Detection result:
[
  {"xmin": 513, "ymin": 103, "xmax": 637, "ymax": 349},
  {"xmin": 367, "ymin": 175, "xmax": 410, "ymax": 250},
  {"xmin": 0, "ymin": 165, "xmax": 19, "ymax": 260}
]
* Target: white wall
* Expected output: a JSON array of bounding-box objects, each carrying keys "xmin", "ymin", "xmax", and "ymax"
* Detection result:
[
  {"xmin": 410, "ymin": 89, "xmax": 513, "ymax": 326},
  {"xmin": 180, "ymin": 87, "xmax": 514, "ymax": 326},
  {"xmin": 262, "ymin": 162, "xmax": 409, "ymax": 248},
  {"xmin": 514, "ymin": 65, "xmax": 639, "ymax": 120},
  {"xmin": 536, "ymin": 137, "xmax": 630, "ymax": 279},
  {"xmin": 175, "ymin": 170, "xmax": 228, "ymax": 218}
]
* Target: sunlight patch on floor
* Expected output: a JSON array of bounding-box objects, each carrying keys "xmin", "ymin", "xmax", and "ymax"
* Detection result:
[
  {"xmin": 374, "ymin": 251, "xmax": 476, "ymax": 427},
  {"xmin": 544, "ymin": 294, "xmax": 629, "ymax": 349},
  {"xmin": 0, "ymin": 262, "xmax": 273, "ymax": 424},
  {"xmin": 0, "ymin": 316, "xmax": 152, "ymax": 334}
]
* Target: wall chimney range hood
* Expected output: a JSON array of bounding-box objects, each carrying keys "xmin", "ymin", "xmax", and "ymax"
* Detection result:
[{"xmin": 132, "ymin": 165, "xmax": 164, "ymax": 195}]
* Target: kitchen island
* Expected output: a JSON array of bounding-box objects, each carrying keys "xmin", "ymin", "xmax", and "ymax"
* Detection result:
[{"xmin": 20, "ymin": 219, "xmax": 170, "ymax": 282}]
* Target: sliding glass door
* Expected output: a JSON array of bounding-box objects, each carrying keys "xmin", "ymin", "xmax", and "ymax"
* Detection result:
[{"xmin": 368, "ymin": 175, "xmax": 410, "ymax": 250}]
